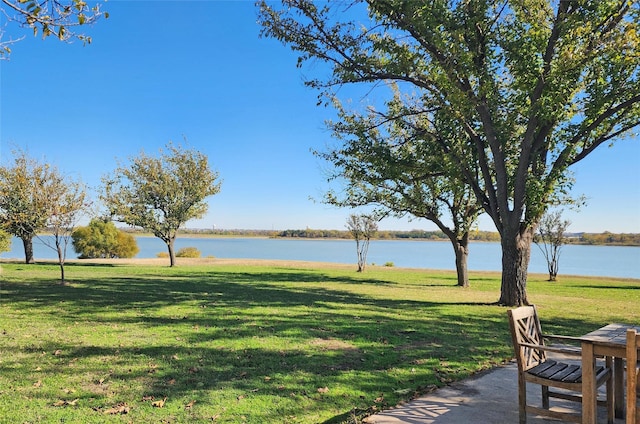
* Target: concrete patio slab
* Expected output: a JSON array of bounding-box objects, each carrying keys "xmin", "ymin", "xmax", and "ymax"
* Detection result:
[{"xmin": 364, "ymin": 360, "xmax": 622, "ymax": 424}]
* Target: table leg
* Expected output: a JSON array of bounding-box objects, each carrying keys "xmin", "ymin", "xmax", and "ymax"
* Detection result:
[
  {"xmin": 582, "ymin": 341, "xmax": 597, "ymax": 424},
  {"xmin": 614, "ymin": 357, "xmax": 624, "ymax": 419}
]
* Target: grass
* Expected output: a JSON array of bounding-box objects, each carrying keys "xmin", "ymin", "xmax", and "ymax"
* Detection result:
[{"xmin": 0, "ymin": 260, "xmax": 638, "ymax": 423}]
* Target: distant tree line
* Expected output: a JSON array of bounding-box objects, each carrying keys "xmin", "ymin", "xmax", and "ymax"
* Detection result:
[
  {"xmin": 571, "ymin": 232, "xmax": 640, "ymax": 246},
  {"xmin": 169, "ymin": 228, "xmax": 638, "ymax": 246}
]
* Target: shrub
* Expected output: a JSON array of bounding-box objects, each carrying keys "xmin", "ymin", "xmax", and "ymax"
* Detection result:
[
  {"xmin": 176, "ymin": 247, "xmax": 201, "ymax": 258},
  {"xmin": 115, "ymin": 231, "xmax": 140, "ymax": 258},
  {"xmin": 156, "ymin": 252, "xmax": 169, "ymax": 258},
  {"xmin": 72, "ymin": 219, "xmax": 139, "ymax": 258},
  {"xmin": 384, "ymin": 262, "xmax": 395, "ymax": 267}
]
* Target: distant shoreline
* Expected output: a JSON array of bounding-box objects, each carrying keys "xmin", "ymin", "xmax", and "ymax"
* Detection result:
[
  {"xmin": 134, "ymin": 229, "xmax": 640, "ymax": 247},
  {"xmin": 7, "ymin": 235, "xmax": 638, "ymax": 278},
  {"xmin": 32, "ymin": 228, "xmax": 640, "ymax": 246}
]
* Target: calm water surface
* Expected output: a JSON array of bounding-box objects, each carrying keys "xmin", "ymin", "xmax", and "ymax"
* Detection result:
[{"xmin": 3, "ymin": 236, "xmax": 639, "ymax": 279}]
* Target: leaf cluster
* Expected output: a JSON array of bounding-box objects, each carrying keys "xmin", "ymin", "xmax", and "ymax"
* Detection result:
[
  {"xmin": 320, "ymin": 86, "xmax": 483, "ymax": 241},
  {"xmin": 0, "ymin": 228, "xmax": 10, "ymax": 253},
  {"xmin": 0, "ymin": 0, "xmax": 108, "ymax": 58}
]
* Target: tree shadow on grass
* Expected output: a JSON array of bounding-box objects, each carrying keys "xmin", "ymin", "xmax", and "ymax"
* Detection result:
[
  {"xmin": 0, "ymin": 307, "xmax": 513, "ymax": 422},
  {"xmin": 2, "ymin": 263, "xmax": 626, "ymax": 422},
  {"xmin": 1, "ymin": 266, "xmax": 450, "ymax": 311}
]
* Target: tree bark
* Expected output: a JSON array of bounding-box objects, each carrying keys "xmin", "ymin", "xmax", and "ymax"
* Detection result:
[
  {"xmin": 454, "ymin": 241, "xmax": 470, "ymax": 288},
  {"xmin": 21, "ymin": 235, "xmax": 35, "ymax": 264},
  {"xmin": 58, "ymin": 261, "xmax": 66, "ymax": 284},
  {"xmin": 498, "ymin": 226, "xmax": 533, "ymax": 306},
  {"xmin": 440, "ymin": 228, "xmax": 472, "ymax": 287},
  {"xmin": 167, "ymin": 238, "xmax": 176, "ymax": 267},
  {"xmin": 56, "ymin": 237, "xmax": 66, "ymax": 284},
  {"xmin": 355, "ymin": 238, "xmax": 364, "ymax": 272},
  {"xmin": 548, "ymin": 253, "xmax": 558, "ymax": 281}
]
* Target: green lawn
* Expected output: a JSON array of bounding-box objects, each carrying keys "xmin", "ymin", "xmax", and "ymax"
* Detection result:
[{"xmin": 0, "ymin": 261, "xmax": 637, "ymax": 423}]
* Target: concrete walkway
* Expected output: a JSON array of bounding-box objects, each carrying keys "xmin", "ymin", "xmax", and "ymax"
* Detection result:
[{"xmin": 364, "ymin": 360, "xmax": 622, "ymax": 424}]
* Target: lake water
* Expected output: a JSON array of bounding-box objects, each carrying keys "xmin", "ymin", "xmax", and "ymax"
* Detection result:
[{"xmin": 2, "ymin": 235, "xmax": 639, "ymax": 279}]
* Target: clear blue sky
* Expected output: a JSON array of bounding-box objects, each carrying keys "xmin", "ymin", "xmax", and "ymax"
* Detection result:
[{"xmin": 1, "ymin": 1, "xmax": 639, "ymax": 233}]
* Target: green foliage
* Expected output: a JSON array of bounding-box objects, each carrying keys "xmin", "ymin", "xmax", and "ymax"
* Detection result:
[
  {"xmin": 318, "ymin": 88, "xmax": 482, "ymax": 263},
  {"xmin": 0, "ymin": 150, "xmax": 54, "ymax": 242},
  {"xmin": 72, "ymin": 219, "xmax": 139, "ymax": 259},
  {"xmin": 0, "ymin": 228, "xmax": 10, "ymax": 253},
  {"xmin": 101, "ymin": 142, "xmax": 221, "ymax": 266},
  {"xmin": 384, "ymin": 261, "xmax": 394, "ymax": 267},
  {"xmin": 176, "ymin": 247, "xmax": 201, "ymax": 258},
  {"xmin": 115, "ymin": 230, "xmax": 139, "ymax": 258}
]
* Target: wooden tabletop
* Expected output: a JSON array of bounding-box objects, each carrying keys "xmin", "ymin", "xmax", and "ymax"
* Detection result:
[{"xmin": 581, "ymin": 323, "xmax": 640, "ymax": 348}]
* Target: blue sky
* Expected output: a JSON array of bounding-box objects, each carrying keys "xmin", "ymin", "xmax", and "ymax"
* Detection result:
[{"xmin": 1, "ymin": 1, "xmax": 638, "ymax": 233}]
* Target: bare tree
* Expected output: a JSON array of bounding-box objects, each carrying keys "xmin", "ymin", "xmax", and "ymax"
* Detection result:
[
  {"xmin": 534, "ymin": 211, "xmax": 571, "ymax": 282},
  {"xmin": 346, "ymin": 214, "xmax": 378, "ymax": 272},
  {"xmin": 37, "ymin": 171, "xmax": 88, "ymax": 284}
]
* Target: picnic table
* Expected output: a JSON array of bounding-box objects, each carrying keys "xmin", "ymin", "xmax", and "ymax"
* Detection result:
[{"xmin": 580, "ymin": 323, "xmax": 640, "ymax": 423}]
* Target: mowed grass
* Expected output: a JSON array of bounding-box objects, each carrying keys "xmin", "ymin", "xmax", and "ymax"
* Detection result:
[{"xmin": 0, "ymin": 261, "xmax": 638, "ymax": 423}]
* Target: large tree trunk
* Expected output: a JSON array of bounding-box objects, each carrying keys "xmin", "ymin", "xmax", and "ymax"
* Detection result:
[
  {"xmin": 498, "ymin": 226, "xmax": 534, "ymax": 306},
  {"xmin": 441, "ymin": 228, "xmax": 471, "ymax": 287},
  {"xmin": 453, "ymin": 240, "xmax": 470, "ymax": 288},
  {"xmin": 21, "ymin": 235, "xmax": 35, "ymax": 264}
]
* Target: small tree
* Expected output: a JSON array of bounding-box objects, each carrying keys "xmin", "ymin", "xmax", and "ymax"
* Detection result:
[
  {"xmin": 534, "ymin": 211, "xmax": 571, "ymax": 282},
  {"xmin": 37, "ymin": 172, "xmax": 88, "ymax": 284},
  {"xmin": 346, "ymin": 214, "xmax": 378, "ymax": 272},
  {"xmin": 72, "ymin": 218, "xmax": 139, "ymax": 259},
  {"xmin": 101, "ymin": 143, "xmax": 221, "ymax": 267},
  {"xmin": 0, "ymin": 150, "xmax": 56, "ymax": 264}
]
